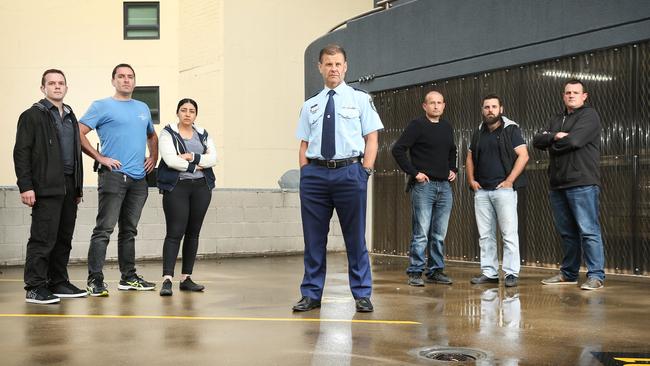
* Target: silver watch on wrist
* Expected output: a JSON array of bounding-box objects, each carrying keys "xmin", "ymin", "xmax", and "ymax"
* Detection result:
[{"xmin": 364, "ymin": 167, "xmax": 375, "ymax": 176}]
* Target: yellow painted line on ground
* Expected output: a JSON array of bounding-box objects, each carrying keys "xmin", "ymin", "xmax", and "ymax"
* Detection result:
[{"xmin": 0, "ymin": 313, "xmax": 420, "ymax": 325}]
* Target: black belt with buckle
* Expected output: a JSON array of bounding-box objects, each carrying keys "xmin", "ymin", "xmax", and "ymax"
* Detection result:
[{"xmin": 309, "ymin": 157, "xmax": 361, "ymax": 169}]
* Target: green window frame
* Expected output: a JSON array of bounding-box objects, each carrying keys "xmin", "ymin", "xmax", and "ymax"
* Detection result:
[
  {"xmin": 132, "ymin": 86, "xmax": 160, "ymax": 124},
  {"xmin": 123, "ymin": 2, "xmax": 160, "ymax": 40}
]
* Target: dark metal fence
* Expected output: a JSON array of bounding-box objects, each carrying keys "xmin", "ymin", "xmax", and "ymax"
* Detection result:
[{"xmin": 371, "ymin": 41, "xmax": 650, "ymax": 276}]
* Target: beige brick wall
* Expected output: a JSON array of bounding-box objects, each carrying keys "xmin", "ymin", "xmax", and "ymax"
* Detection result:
[{"xmin": 0, "ymin": 187, "xmax": 345, "ymax": 266}]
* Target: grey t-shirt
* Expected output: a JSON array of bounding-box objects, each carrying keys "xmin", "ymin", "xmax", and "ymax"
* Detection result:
[
  {"xmin": 41, "ymin": 99, "xmax": 75, "ymax": 175},
  {"xmin": 179, "ymin": 130, "xmax": 205, "ymax": 180}
]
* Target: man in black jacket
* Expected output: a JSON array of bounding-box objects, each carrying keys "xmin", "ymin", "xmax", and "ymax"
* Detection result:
[
  {"xmin": 533, "ymin": 79, "xmax": 605, "ymax": 290},
  {"xmin": 13, "ymin": 69, "xmax": 85, "ymax": 304},
  {"xmin": 392, "ymin": 91, "xmax": 457, "ymax": 286},
  {"xmin": 466, "ymin": 94, "xmax": 528, "ymax": 288}
]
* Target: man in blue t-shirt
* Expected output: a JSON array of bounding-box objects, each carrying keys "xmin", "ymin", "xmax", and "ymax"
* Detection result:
[
  {"xmin": 79, "ymin": 64, "xmax": 159, "ymax": 296},
  {"xmin": 466, "ymin": 94, "xmax": 529, "ymax": 288}
]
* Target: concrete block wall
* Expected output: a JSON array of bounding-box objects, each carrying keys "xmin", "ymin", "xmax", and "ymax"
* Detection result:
[{"xmin": 0, "ymin": 187, "xmax": 345, "ymax": 266}]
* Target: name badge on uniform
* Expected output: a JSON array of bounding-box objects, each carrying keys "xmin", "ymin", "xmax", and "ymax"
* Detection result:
[{"xmin": 310, "ymin": 104, "xmax": 319, "ymax": 114}]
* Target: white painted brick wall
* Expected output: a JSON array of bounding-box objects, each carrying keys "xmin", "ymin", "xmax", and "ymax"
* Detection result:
[{"xmin": 0, "ymin": 187, "xmax": 347, "ymax": 265}]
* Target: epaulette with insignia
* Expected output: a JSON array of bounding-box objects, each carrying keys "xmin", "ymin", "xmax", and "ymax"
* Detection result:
[
  {"xmin": 353, "ymin": 87, "xmax": 377, "ymax": 112},
  {"xmin": 352, "ymin": 87, "xmax": 369, "ymax": 94}
]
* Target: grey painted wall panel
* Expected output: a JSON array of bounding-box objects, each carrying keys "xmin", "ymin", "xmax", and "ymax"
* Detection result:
[{"xmin": 304, "ymin": 0, "xmax": 650, "ymax": 96}]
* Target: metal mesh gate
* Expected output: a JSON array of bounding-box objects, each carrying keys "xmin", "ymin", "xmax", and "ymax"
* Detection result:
[{"xmin": 371, "ymin": 41, "xmax": 650, "ymax": 276}]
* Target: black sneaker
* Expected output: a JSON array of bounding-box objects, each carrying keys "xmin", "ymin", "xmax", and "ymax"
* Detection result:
[
  {"xmin": 355, "ymin": 297, "xmax": 374, "ymax": 312},
  {"xmin": 160, "ymin": 279, "xmax": 173, "ymax": 296},
  {"xmin": 179, "ymin": 277, "xmax": 205, "ymax": 292},
  {"xmin": 407, "ymin": 273, "xmax": 425, "ymax": 287},
  {"xmin": 26, "ymin": 287, "xmax": 60, "ymax": 304},
  {"xmin": 470, "ymin": 274, "xmax": 499, "ymax": 284},
  {"xmin": 49, "ymin": 281, "xmax": 87, "ymax": 298},
  {"xmin": 87, "ymin": 277, "xmax": 109, "ymax": 297},
  {"xmin": 425, "ymin": 270, "xmax": 453, "ymax": 285},
  {"xmin": 118, "ymin": 275, "xmax": 156, "ymax": 291},
  {"xmin": 504, "ymin": 274, "xmax": 518, "ymax": 288}
]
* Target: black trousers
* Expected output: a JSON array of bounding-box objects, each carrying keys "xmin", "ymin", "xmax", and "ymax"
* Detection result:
[
  {"xmin": 162, "ymin": 178, "xmax": 211, "ymax": 277},
  {"xmin": 24, "ymin": 175, "xmax": 78, "ymax": 290}
]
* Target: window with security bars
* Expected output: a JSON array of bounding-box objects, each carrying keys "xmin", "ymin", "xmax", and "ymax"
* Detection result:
[
  {"xmin": 132, "ymin": 86, "xmax": 159, "ymax": 124},
  {"xmin": 123, "ymin": 2, "xmax": 160, "ymax": 40}
]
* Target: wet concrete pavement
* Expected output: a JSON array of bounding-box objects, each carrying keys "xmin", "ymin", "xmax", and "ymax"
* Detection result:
[{"xmin": 0, "ymin": 253, "xmax": 648, "ymax": 365}]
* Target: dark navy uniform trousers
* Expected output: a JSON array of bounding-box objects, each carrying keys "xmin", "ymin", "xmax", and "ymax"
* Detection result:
[{"xmin": 299, "ymin": 162, "xmax": 372, "ymax": 300}]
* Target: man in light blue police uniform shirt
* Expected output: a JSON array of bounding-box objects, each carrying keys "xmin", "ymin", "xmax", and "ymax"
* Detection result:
[
  {"xmin": 293, "ymin": 44, "xmax": 383, "ymax": 313},
  {"xmin": 78, "ymin": 63, "xmax": 159, "ymax": 297}
]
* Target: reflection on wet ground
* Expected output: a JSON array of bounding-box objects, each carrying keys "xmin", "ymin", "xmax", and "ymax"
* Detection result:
[{"xmin": 0, "ymin": 253, "xmax": 648, "ymax": 365}]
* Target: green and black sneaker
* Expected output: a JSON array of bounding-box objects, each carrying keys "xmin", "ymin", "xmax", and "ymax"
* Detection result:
[
  {"xmin": 118, "ymin": 275, "xmax": 155, "ymax": 291},
  {"xmin": 87, "ymin": 277, "xmax": 109, "ymax": 297}
]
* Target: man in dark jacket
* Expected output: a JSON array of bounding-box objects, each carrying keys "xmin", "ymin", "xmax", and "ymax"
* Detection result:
[
  {"xmin": 466, "ymin": 94, "xmax": 528, "ymax": 288},
  {"xmin": 533, "ymin": 79, "xmax": 605, "ymax": 290},
  {"xmin": 13, "ymin": 69, "xmax": 85, "ymax": 304},
  {"xmin": 392, "ymin": 91, "xmax": 457, "ymax": 286}
]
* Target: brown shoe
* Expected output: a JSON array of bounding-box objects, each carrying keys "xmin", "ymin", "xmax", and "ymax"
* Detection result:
[{"xmin": 541, "ymin": 274, "xmax": 577, "ymax": 285}]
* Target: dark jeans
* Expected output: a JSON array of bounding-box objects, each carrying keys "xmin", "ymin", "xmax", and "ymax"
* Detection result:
[
  {"xmin": 549, "ymin": 185, "xmax": 605, "ymax": 281},
  {"xmin": 87, "ymin": 170, "xmax": 148, "ymax": 281},
  {"xmin": 162, "ymin": 178, "xmax": 211, "ymax": 277},
  {"xmin": 24, "ymin": 175, "xmax": 78, "ymax": 290}
]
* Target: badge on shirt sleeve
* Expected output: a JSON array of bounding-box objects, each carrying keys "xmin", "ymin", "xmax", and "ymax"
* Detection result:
[
  {"xmin": 369, "ymin": 96, "xmax": 377, "ymax": 112},
  {"xmin": 310, "ymin": 104, "xmax": 319, "ymax": 114}
]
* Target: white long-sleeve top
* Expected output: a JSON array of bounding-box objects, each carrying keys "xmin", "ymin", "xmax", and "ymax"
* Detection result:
[{"xmin": 159, "ymin": 123, "xmax": 217, "ymax": 172}]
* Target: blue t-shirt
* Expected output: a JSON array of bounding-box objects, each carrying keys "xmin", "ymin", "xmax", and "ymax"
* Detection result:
[{"xmin": 80, "ymin": 97, "xmax": 154, "ymax": 179}]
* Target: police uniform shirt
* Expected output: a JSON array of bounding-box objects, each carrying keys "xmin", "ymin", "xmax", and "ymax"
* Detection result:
[{"xmin": 296, "ymin": 82, "xmax": 383, "ymax": 160}]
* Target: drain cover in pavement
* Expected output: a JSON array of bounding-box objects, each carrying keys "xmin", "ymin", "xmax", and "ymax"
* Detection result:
[{"xmin": 414, "ymin": 346, "xmax": 491, "ymax": 363}]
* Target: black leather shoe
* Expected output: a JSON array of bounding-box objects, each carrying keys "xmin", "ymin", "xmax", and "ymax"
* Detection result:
[
  {"xmin": 355, "ymin": 297, "xmax": 374, "ymax": 312},
  {"xmin": 470, "ymin": 274, "xmax": 499, "ymax": 284},
  {"xmin": 292, "ymin": 296, "xmax": 321, "ymax": 312}
]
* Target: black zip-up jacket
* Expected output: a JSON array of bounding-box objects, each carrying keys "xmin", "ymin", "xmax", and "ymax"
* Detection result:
[
  {"xmin": 532, "ymin": 105, "xmax": 601, "ymax": 190},
  {"xmin": 13, "ymin": 100, "xmax": 83, "ymax": 197},
  {"xmin": 469, "ymin": 117, "xmax": 528, "ymax": 190}
]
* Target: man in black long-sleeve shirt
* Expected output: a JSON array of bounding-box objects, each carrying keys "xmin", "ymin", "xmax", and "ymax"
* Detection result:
[
  {"xmin": 392, "ymin": 91, "xmax": 457, "ymax": 286},
  {"xmin": 533, "ymin": 79, "xmax": 605, "ymax": 291}
]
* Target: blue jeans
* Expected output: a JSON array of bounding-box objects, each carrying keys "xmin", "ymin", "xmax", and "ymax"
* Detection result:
[
  {"xmin": 549, "ymin": 185, "xmax": 605, "ymax": 281},
  {"xmin": 406, "ymin": 180, "xmax": 453, "ymax": 275},
  {"xmin": 474, "ymin": 188, "xmax": 520, "ymax": 277},
  {"xmin": 87, "ymin": 170, "xmax": 149, "ymax": 281}
]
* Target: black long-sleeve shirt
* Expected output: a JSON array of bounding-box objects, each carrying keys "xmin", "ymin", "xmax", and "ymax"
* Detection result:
[{"xmin": 391, "ymin": 116, "xmax": 457, "ymax": 180}]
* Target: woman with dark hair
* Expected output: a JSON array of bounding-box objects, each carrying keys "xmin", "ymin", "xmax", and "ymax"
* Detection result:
[{"xmin": 157, "ymin": 98, "xmax": 217, "ymax": 296}]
